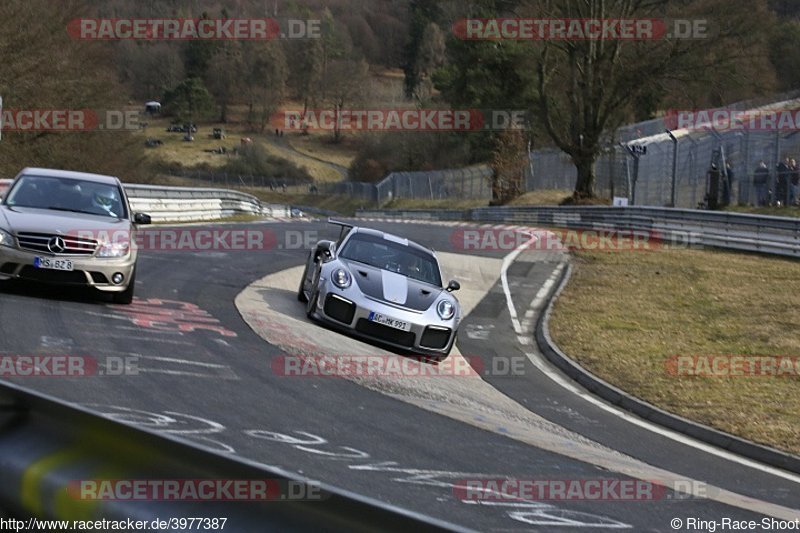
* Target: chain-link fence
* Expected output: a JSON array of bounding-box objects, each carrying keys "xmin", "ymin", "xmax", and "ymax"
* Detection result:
[
  {"xmin": 374, "ymin": 166, "xmax": 492, "ymax": 205},
  {"xmin": 526, "ymin": 91, "xmax": 800, "ymax": 208},
  {"xmin": 167, "ymin": 166, "xmax": 493, "ymax": 205},
  {"xmin": 165, "ymin": 168, "xmax": 309, "ymax": 190},
  {"xmin": 604, "ymin": 127, "xmax": 800, "ymax": 208}
]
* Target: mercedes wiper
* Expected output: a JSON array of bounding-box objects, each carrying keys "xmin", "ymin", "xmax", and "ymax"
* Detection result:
[{"xmin": 47, "ymin": 206, "xmax": 102, "ymax": 216}]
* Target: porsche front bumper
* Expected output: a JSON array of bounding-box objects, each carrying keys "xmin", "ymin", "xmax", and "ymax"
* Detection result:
[{"xmin": 309, "ymin": 278, "xmax": 458, "ymax": 357}]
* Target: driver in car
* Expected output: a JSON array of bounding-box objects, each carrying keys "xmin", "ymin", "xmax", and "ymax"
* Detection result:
[
  {"xmin": 86, "ymin": 189, "xmax": 120, "ymax": 217},
  {"xmin": 397, "ymin": 252, "xmax": 421, "ymax": 278},
  {"xmin": 90, "ymin": 189, "xmax": 121, "ymax": 217}
]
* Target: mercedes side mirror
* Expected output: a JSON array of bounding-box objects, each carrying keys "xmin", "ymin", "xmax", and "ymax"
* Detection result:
[
  {"xmin": 134, "ymin": 212, "xmax": 152, "ymax": 225},
  {"xmin": 446, "ymin": 280, "xmax": 460, "ymax": 292}
]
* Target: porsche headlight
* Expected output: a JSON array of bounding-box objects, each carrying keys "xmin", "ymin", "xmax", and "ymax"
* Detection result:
[
  {"xmin": 0, "ymin": 229, "xmax": 14, "ymax": 248},
  {"xmin": 97, "ymin": 241, "xmax": 130, "ymax": 258},
  {"xmin": 437, "ymin": 299, "xmax": 456, "ymax": 320},
  {"xmin": 331, "ymin": 268, "xmax": 351, "ymax": 289}
]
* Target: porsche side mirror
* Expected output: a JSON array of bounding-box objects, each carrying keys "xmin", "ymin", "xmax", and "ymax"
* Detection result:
[
  {"xmin": 446, "ymin": 280, "xmax": 460, "ymax": 292},
  {"xmin": 134, "ymin": 212, "xmax": 152, "ymax": 225},
  {"xmin": 315, "ymin": 241, "xmax": 336, "ymax": 262}
]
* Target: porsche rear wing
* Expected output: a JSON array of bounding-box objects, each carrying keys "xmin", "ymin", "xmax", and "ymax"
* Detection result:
[{"xmin": 328, "ymin": 218, "xmax": 355, "ymax": 243}]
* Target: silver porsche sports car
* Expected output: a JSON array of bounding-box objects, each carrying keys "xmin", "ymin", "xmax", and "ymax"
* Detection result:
[
  {"xmin": 0, "ymin": 167, "xmax": 151, "ymax": 304},
  {"xmin": 298, "ymin": 221, "xmax": 461, "ymax": 359}
]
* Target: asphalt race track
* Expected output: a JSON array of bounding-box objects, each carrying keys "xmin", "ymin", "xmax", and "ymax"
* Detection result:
[{"xmin": 0, "ymin": 219, "xmax": 798, "ymax": 532}]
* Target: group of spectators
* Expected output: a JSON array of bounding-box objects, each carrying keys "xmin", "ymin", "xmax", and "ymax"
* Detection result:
[{"xmin": 752, "ymin": 157, "xmax": 800, "ymax": 207}]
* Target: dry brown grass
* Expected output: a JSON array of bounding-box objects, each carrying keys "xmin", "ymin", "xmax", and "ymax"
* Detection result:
[
  {"xmin": 139, "ymin": 116, "xmax": 343, "ymax": 182},
  {"xmin": 726, "ymin": 205, "xmax": 800, "ymax": 218},
  {"xmin": 288, "ymin": 133, "xmax": 359, "ymax": 169},
  {"xmin": 381, "ymin": 198, "xmax": 489, "ymax": 210},
  {"xmin": 508, "ymin": 189, "xmax": 574, "ymax": 206},
  {"xmin": 549, "ymin": 246, "xmax": 800, "ymax": 454}
]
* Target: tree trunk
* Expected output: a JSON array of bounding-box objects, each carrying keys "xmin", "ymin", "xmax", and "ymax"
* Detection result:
[
  {"xmin": 572, "ymin": 152, "xmax": 596, "ymax": 199},
  {"xmin": 333, "ymin": 103, "xmax": 342, "ymax": 144},
  {"xmin": 247, "ymin": 102, "xmax": 255, "ymax": 130}
]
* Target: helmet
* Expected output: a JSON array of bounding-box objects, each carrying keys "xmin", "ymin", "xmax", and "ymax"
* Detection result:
[{"xmin": 92, "ymin": 188, "xmax": 119, "ymax": 213}]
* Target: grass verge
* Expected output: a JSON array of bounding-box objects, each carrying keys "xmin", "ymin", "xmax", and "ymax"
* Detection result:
[
  {"xmin": 288, "ymin": 132, "xmax": 359, "ymax": 169},
  {"xmin": 257, "ymin": 139, "xmax": 343, "ymax": 182},
  {"xmin": 508, "ymin": 190, "xmax": 574, "ymax": 206},
  {"xmin": 378, "ymin": 189, "xmax": 576, "ymax": 211},
  {"xmin": 381, "ymin": 198, "xmax": 489, "ymax": 210},
  {"xmin": 548, "ymin": 246, "xmax": 800, "ymax": 455},
  {"xmin": 725, "ymin": 205, "xmax": 800, "ymax": 218},
  {"xmin": 241, "ymin": 189, "xmax": 371, "ymax": 216}
]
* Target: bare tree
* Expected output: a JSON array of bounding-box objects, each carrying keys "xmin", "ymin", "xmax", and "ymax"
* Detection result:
[
  {"xmin": 325, "ymin": 58, "xmax": 370, "ymax": 143},
  {"xmin": 530, "ymin": 0, "xmax": 774, "ymax": 199},
  {"xmin": 490, "ymin": 129, "xmax": 527, "ymax": 203},
  {"xmin": 411, "ymin": 22, "xmax": 447, "ymax": 105},
  {"xmin": 241, "ymin": 41, "xmax": 287, "ymax": 133},
  {"xmin": 286, "ymin": 37, "xmax": 324, "ymax": 116},
  {"xmin": 206, "ymin": 42, "xmax": 245, "ymax": 123}
]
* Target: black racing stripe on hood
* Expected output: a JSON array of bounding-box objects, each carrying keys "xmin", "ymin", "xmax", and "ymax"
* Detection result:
[{"xmin": 343, "ymin": 259, "xmax": 442, "ymax": 311}]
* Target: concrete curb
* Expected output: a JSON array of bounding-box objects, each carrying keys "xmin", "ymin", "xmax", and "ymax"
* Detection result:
[{"xmin": 535, "ymin": 263, "xmax": 800, "ymax": 475}]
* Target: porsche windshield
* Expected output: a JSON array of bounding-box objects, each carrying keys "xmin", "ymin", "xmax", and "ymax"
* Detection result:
[
  {"xmin": 5, "ymin": 175, "xmax": 127, "ymax": 219},
  {"xmin": 339, "ymin": 233, "xmax": 442, "ymax": 287}
]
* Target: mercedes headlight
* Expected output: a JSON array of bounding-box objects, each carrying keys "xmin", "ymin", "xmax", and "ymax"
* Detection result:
[
  {"xmin": 97, "ymin": 241, "xmax": 130, "ymax": 258},
  {"xmin": 0, "ymin": 229, "xmax": 14, "ymax": 248},
  {"xmin": 331, "ymin": 268, "xmax": 351, "ymax": 289},
  {"xmin": 437, "ymin": 299, "xmax": 456, "ymax": 320}
]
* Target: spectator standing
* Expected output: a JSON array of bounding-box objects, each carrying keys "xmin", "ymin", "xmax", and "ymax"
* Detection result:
[
  {"xmin": 776, "ymin": 157, "xmax": 791, "ymax": 206},
  {"xmin": 753, "ymin": 160, "xmax": 769, "ymax": 206},
  {"xmin": 706, "ymin": 163, "xmax": 721, "ymax": 210},
  {"xmin": 791, "ymin": 158, "xmax": 800, "ymax": 206}
]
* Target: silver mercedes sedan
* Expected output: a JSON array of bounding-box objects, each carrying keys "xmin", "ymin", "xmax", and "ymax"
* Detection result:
[
  {"xmin": 0, "ymin": 168, "xmax": 151, "ymax": 304},
  {"xmin": 298, "ymin": 221, "xmax": 461, "ymax": 359}
]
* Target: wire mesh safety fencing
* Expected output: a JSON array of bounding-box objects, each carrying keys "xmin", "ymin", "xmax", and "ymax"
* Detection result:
[{"xmin": 375, "ymin": 166, "xmax": 493, "ymax": 205}]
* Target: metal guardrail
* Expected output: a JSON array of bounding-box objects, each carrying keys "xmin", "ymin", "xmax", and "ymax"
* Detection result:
[
  {"xmin": 125, "ymin": 184, "xmax": 269, "ymax": 222},
  {"xmin": 0, "ymin": 380, "xmax": 465, "ymax": 531},
  {"xmin": 356, "ymin": 206, "xmax": 800, "ymax": 259},
  {"xmin": 0, "ymin": 179, "xmax": 292, "ymax": 222}
]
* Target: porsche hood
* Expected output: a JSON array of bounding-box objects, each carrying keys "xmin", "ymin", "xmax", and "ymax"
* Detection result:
[{"xmin": 341, "ymin": 259, "xmax": 443, "ymax": 311}]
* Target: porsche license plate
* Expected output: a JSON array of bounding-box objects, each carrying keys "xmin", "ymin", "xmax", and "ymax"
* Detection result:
[
  {"xmin": 34, "ymin": 257, "xmax": 74, "ymax": 271},
  {"xmin": 368, "ymin": 312, "xmax": 411, "ymax": 331}
]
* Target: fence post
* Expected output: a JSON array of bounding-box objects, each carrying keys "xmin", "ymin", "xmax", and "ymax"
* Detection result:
[
  {"xmin": 666, "ymin": 129, "xmax": 678, "ymax": 207},
  {"xmin": 743, "ymin": 129, "xmax": 751, "ymax": 206},
  {"xmin": 772, "ymin": 130, "xmax": 781, "ymax": 205}
]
